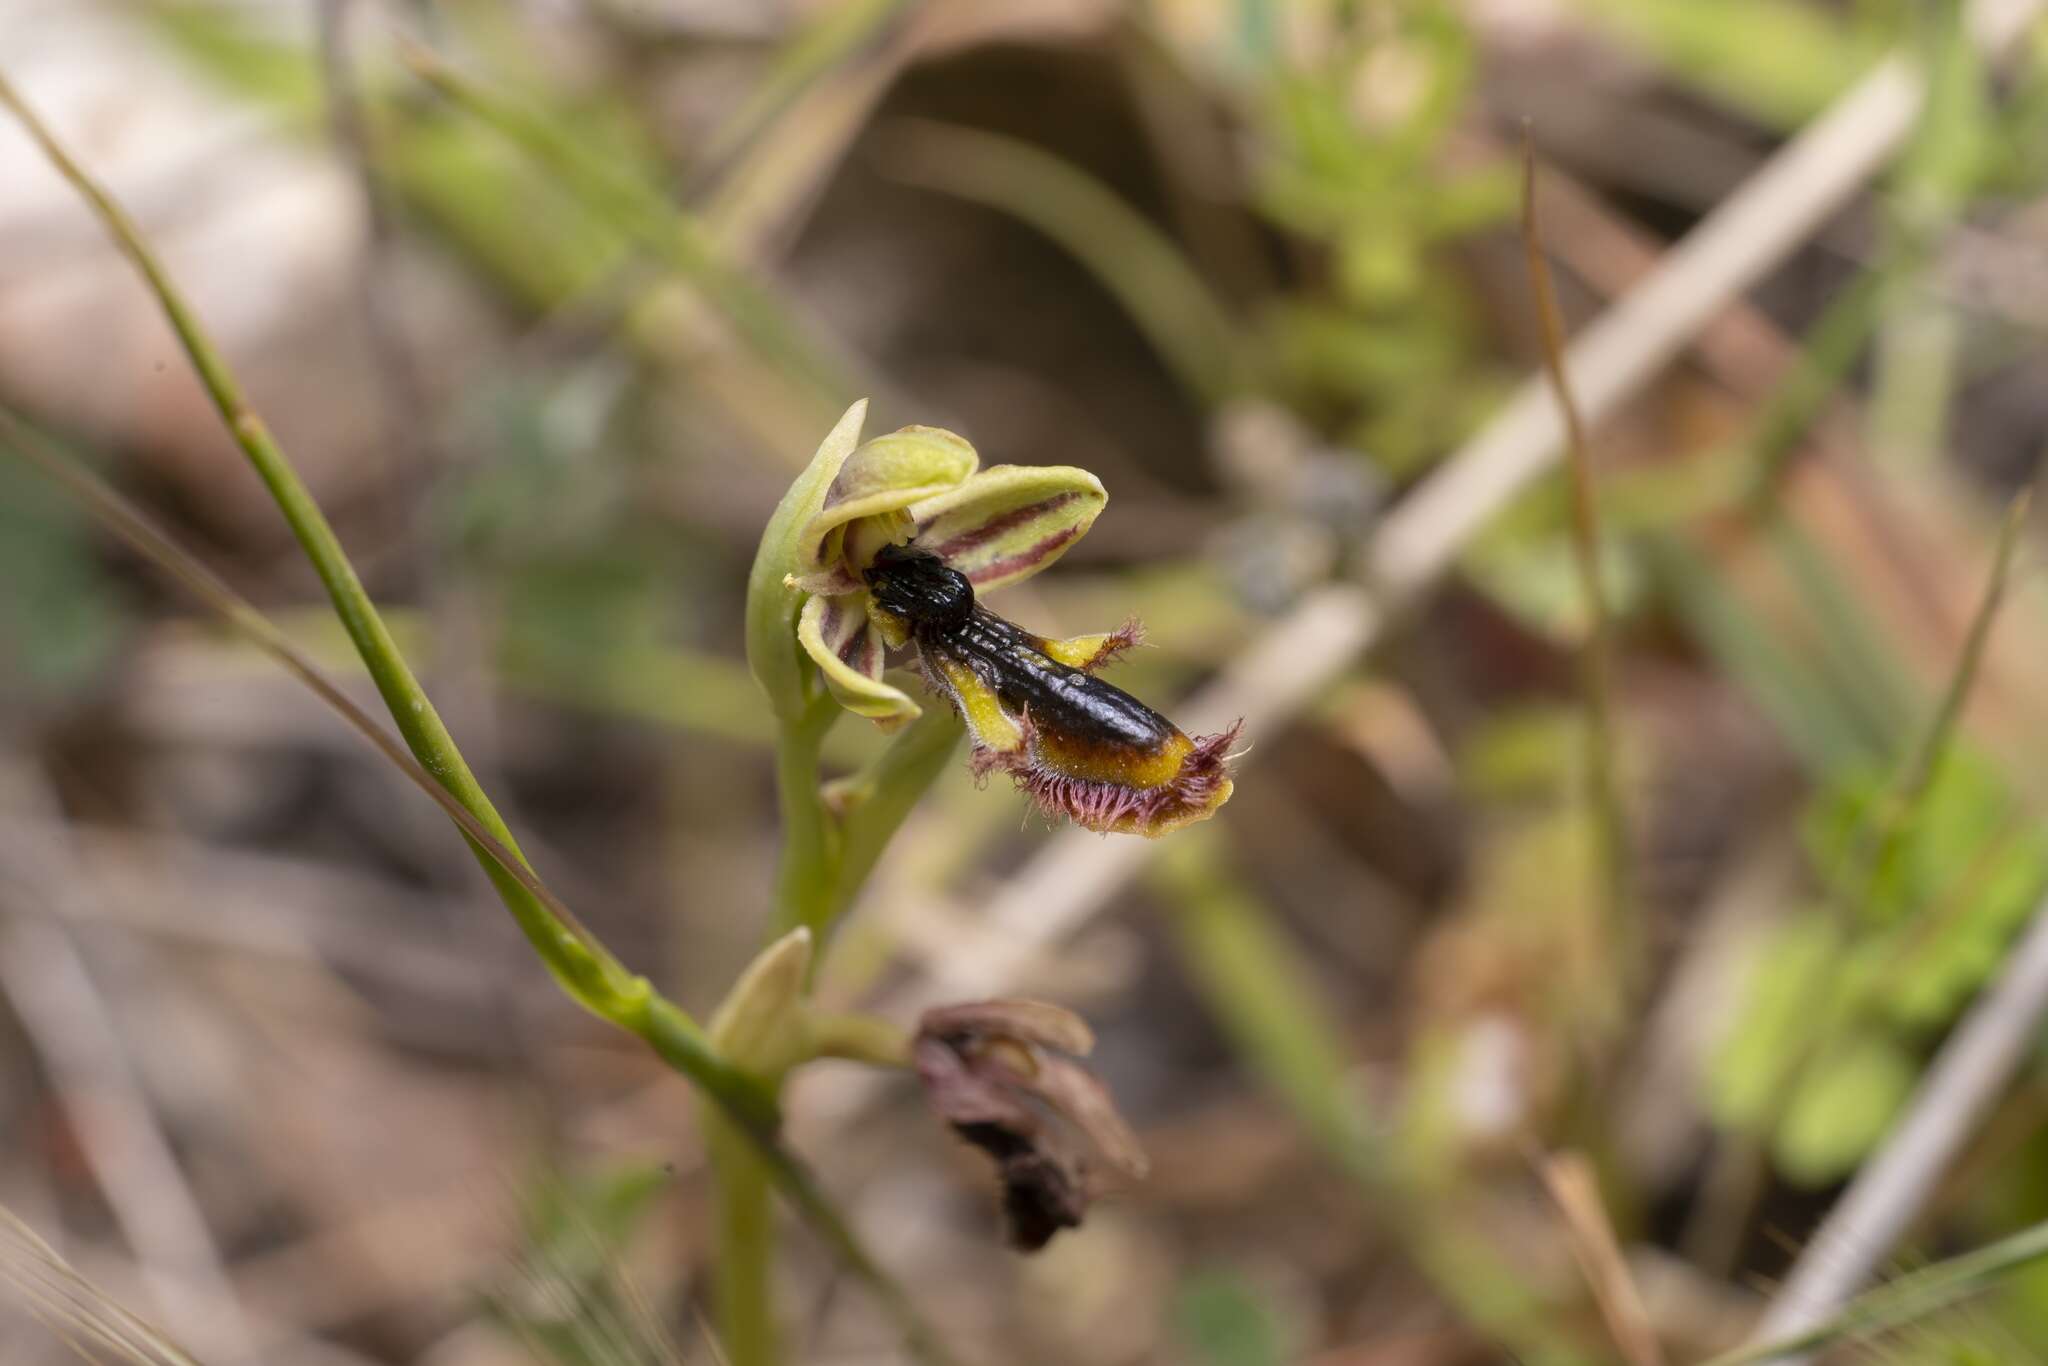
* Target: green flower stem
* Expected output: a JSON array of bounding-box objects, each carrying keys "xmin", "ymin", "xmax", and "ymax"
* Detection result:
[
  {"xmin": 775, "ymin": 702, "xmax": 964, "ymax": 941},
  {"xmin": 810, "ymin": 1012, "xmax": 914, "ymax": 1067},
  {"xmin": 726, "ymin": 398, "xmax": 853, "ymax": 1366},
  {"xmin": 3, "ymin": 403, "xmax": 772, "ymax": 1131},
  {"xmin": 705, "ymin": 1109, "xmax": 780, "ymax": 1366},
  {"xmin": 0, "ymin": 74, "xmax": 959, "ymax": 1365},
  {"xmin": 774, "ymin": 696, "xmax": 845, "ymax": 940},
  {"xmin": 627, "ymin": 994, "xmax": 776, "ymax": 1132},
  {"xmin": 719, "ymin": 702, "xmax": 950, "ymax": 1364},
  {"xmin": 830, "ymin": 708, "xmax": 963, "ymax": 917},
  {"xmin": 769, "ymin": 706, "xmax": 965, "ymax": 956}
]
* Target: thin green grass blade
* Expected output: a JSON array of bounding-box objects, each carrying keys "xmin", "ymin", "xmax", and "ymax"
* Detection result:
[
  {"xmin": 690, "ymin": 0, "xmax": 917, "ymax": 190},
  {"xmin": 0, "ymin": 71, "xmax": 632, "ymax": 1011},
  {"xmin": 1645, "ymin": 532, "xmax": 1881, "ymax": 772},
  {"xmin": 1764, "ymin": 519, "xmax": 1918, "ymax": 748},
  {"xmin": 1740, "ymin": 269, "xmax": 1887, "ymax": 510},
  {"xmin": 1842, "ymin": 492, "xmax": 2031, "ymax": 912},
  {"xmin": 1870, "ymin": 5, "xmax": 1985, "ymax": 476},
  {"xmin": 1154, "ymin": 838, "xmax": 1360, "ymax": 1162},
  {"xmin": 1522, "ymin": 144, "xmax": 1638, "ymax": 987},
  {"xmin": 0, "ymin": 405, "xmax": 758, "ymax": 1110},
  {"xmin": 1703, "ymin": 1218, "xmax": 2048, "ymax": 1365},
  {"xmin": 0, "ymin": 1205, "xmax": 209, "ymax": 1366}
]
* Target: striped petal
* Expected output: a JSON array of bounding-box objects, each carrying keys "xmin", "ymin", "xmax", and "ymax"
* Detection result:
[
  {"xmin": 793, "ymin": 426, "xmax": 979, "ymax": 591},
  {"xmin": 798, "ymin": 593, "xmax": 920, "ymax": 727},
  {"xmin": 908, "ymin": 465, "xmax": 1106, "ymax": 592}
]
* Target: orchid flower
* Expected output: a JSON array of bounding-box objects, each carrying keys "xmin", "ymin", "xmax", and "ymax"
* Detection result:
[{"xmin": 754, "ymin": 401, "xmax": 1236, "ymax": 838}]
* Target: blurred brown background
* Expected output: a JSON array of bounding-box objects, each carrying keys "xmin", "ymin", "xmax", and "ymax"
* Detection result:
[{"xmin": 9, "ymin": 1, "xmax": 2048, "ymax": 1363}]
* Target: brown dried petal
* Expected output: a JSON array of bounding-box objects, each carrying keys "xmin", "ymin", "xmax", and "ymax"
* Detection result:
[
  {"xmin": 913, "ymin": 1001, "xmax": 1149, "ymax": 1251},
  {"xmin": 912, "ymin": 1035, "xmax": 1039, "ymax": 1135},
  {"xmin": 1015, "ymin": 1055, "xmax": 1150, "ymax": 1181},
  {"xmin": 979, "ymin": 1131, "xmax": 1086, "ymax": 1252},
  {"xmin": 918, "ymin": 999, "xmax": 1095, "ymax": 1057},
  {"xmin": 915, "ymin": 1035, "xmax": 1085, "ymax": 1250}
]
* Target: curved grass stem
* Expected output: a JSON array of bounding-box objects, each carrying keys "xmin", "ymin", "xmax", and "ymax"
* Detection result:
[
  {"xmin": 1522, "ymin": 142, "xmax": 1639, "ymax": 995},
  {"xmin": 0, "ymin": 70, "xmax": 578, "ymax": 992},
  {"xmin": 1705, "ymin": 1217, "xmax": 2048, "ymax": 1365},
  {"xmin": 0, "ymin": 73, "xmax": 962, "ymax": 1366}
]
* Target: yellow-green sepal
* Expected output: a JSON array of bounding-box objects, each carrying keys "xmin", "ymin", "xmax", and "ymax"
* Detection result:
[
  {"xmin": 791, "ymin": 425, "xmax": 979, "ymax": 593},
  {"xmin": 746, "ymin": 399, "xmax": 869, "ymax": 722}
]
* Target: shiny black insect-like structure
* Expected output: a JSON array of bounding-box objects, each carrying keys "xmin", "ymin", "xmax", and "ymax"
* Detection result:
[
  {"xmin": 863, "ymin": 542, "xmax": 1236, "ymax": 836},
  {"xmin": 865, "ymin": 544, "xmax": 1178, "ymax": 757}
]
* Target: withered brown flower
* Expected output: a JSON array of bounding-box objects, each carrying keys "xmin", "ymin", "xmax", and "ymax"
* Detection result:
[{"xmin": 913, "ymin": 1000, "xmax": 1148, "ymax": 1251}]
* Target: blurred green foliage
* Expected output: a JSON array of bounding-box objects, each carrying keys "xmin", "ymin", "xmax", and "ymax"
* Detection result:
[
  {"xmin": 0, "ymin": 442, "xmax": 130, "ymax": 697},
  {"xmin": 1710, "ymin": 752, "xmax": 2048, "ymax": 1184},
  {"xmin": 149, "ymin": 2, "xmax": 763, "ymax": 326},
  {"xmin": 1244, "ymin": 3, "xmax": 1514, "ymax": 471},
  {"xmin": 1172, "ymin": 1268, "xmax": 1289, "ymax": 1366},
  {"xmin": 449, "ymin": 371, "xmax": 676, "ymax": 676},
  {"xmin": 1576, "ymin": 0, "xmax": 1898, "ymax": 127}
]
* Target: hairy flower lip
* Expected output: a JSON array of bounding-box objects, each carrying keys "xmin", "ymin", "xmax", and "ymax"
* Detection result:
[
  {"xmin": 1004, "ymin": 717, "xmax": 1242, "ymax": 838},
  {"xmin": 871, "ymin": 549, "xmax": 1239, "ymax": 837}
]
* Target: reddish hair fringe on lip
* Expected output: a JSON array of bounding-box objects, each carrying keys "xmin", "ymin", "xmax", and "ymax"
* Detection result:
[{"xmin": 985, "ymin": 719, "xmax": 1241, "ymax": 837}]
